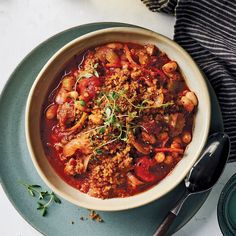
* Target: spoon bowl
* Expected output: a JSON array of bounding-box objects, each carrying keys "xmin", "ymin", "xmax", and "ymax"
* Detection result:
[
  {"xmin": 186, "ymin": 132, "xmax": 230, "ymax": 193},
  {"xmin": 153, "ymin": 132, "xmax": 230, "ymax": 236}
]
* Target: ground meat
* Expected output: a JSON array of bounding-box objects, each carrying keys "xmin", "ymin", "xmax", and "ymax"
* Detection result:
[{"xmin": 64, "ymin": 158, "xmax": 84, "ymax": 176}]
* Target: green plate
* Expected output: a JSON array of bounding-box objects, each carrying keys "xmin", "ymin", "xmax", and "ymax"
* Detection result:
[
  {"xmin": 0, "ymin": 22, "xmax": 223, "ymax": 236},
  {"xmin": 218, "ymin": 173, "xmax": 236, "ymax": 236}
]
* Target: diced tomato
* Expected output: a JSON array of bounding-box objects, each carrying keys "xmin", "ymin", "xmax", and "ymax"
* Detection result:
[
  {"xmin": 78, "ymin": 76, "xmax": 102, "ymax": 101},
  {"xmin": 134, "ymin": 156, "xmax": 157, "ymax": 182}
]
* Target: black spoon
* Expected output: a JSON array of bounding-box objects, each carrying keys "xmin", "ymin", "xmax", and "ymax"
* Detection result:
[{"xmin": 153, "ymin": 132, "xmax": 230, "ymax": 236}]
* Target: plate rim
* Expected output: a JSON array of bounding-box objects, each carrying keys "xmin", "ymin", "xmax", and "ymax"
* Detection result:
[
  {"xmin": 25, "ymin": 26, "xmax": 211, "ymax": 211},
  {"xmin": 0, "ymin": 21, "xmax": 223, "ymax": 236},
  {"xmin": 217, "ymin": 173, "xmax": 236, "ymax": 236}
]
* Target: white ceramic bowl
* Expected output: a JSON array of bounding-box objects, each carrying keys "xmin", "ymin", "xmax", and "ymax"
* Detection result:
[{"xmin": 25, "ymin": 27, "xmax": 211, "ymax": 211}]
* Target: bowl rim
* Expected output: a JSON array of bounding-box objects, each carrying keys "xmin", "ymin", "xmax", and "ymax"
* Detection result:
[{"xmin": 25, "ymin": 26, "xmax": 211, "ymax": 211}]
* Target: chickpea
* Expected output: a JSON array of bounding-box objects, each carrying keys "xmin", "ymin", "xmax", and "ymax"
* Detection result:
[
  {"xmin": 185, "ymin": 91, "xmax": 198, "ymax": 106},
  {"xmin": 155, "ymin": 152, "xmax": 165, "ymax": 163},
  {"xmin": 62, "ymin": 76, "xmax": 75, "ymax": 91},
  {"xmin": 162, "ymin": 61, "xmax": 177, "ymax": 74},
  {"xmin": 164, "ymin": 155, "xmax": 173, "ymax": 165},
  {"xmin": 180, "ymin": 96, "xmax": 194, "ymax": 112},
  {"xmin": 170, "ymin": 141, "xmax": 181, "ymax": 158},
  {"xmin": 182, "ymin": 131, "xmax": 192, "ymax": 144},
  {"xmin": 155, "ymin": 93, "xmax": 164, "ymax": 106},
  {"xmin": 67, "ymin": 91, "xmax": 79, "ymax": 99},
  {"xmin": 106, "ymin": 43, "xmax": 123, "ymax": 49},
  {"xmin": 46, "ymin": 104, "xmax": 58, "ymax": 120}
]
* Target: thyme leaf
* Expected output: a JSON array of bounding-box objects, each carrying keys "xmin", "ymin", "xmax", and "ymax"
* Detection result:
[
  {"xmin": 79, "ymin": 99, "xmax": 86, "ymax": 106},
  {"xmin": 99, "ymin": 127, "xmax": 105, "ymax": 134},
  {"xmin": 95, "ymin": 149, "xmax": 103, "ymax": 155},
  {"xmin": 94, "ymin": 70, "xmax": 99, "ymax": 78}
]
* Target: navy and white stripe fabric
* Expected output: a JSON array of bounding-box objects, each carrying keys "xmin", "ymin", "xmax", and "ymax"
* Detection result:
[{"xmin": 142, "ymin": 0, "xmax": 236, "ymax": 161}]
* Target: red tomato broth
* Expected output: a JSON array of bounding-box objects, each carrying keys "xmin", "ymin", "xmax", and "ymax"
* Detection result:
[{"xmin": 40, "ymin": 42, "xmax": 197, "ymax": 199}]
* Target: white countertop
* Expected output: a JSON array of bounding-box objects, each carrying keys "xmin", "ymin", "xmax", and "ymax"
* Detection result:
[{"xmin": 0, "ymin": 0, "xmax": 235, "ymax": 235}]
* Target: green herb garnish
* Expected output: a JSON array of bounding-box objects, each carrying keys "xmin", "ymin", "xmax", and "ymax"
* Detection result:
[
  {"xmin": 114, "ymin": 105, "xmax": 121, "ymax": 112},
  {"xmin": 107, "ymin": 91, "xmax": 119, "ymax": 101},
  {"xmin": 79, "ymin": 100, "xmax": 86, "ymax": 106},
  {"xmin": 94, "ymin": 63, "xmax": 99, "ymax": 69},
  {"xmin": 19, "ymin": 182, "xmax": 61, "ymax": 216},
  {"xmin": 91, "ymin": 89, "xmax": 173, "ymax": 152},
  {"xmin": 93, "ymin": 63, "xmax": 99, "ymax": 77},
  {"xmin": 94, "ymin": 70, "xmax": 99, "ymax": 78},
  {"xmin": 99, "ymin": 127, "xmax": 105, "ymax": 134},
  {"xmin": 95, "ymin": 149, "xmax": 103, "ymax": 155}
]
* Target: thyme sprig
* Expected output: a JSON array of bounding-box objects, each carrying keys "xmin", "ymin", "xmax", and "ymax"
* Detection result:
[{"xmin": 19, "ymin": 182, "xmax": 61, "ymax": 216}]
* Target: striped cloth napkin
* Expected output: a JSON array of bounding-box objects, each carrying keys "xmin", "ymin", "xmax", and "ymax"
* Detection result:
[{"xmin": 142, "ymin": 0, "xmax": 236, "ymax": 160}]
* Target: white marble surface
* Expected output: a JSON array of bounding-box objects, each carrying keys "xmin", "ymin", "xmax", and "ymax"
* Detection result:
[{"xmin": 0, "ymin": 0, "xmax": 234, "ymax": 235}]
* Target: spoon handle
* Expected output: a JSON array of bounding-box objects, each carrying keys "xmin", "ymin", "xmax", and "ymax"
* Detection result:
[
  {"xmin": 153, "ymin": 212, "xmax": 176, "ymax": 236},
  {"xmin": 153, "ymin": 191, "xmax": 189, "ymax": 236}
]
